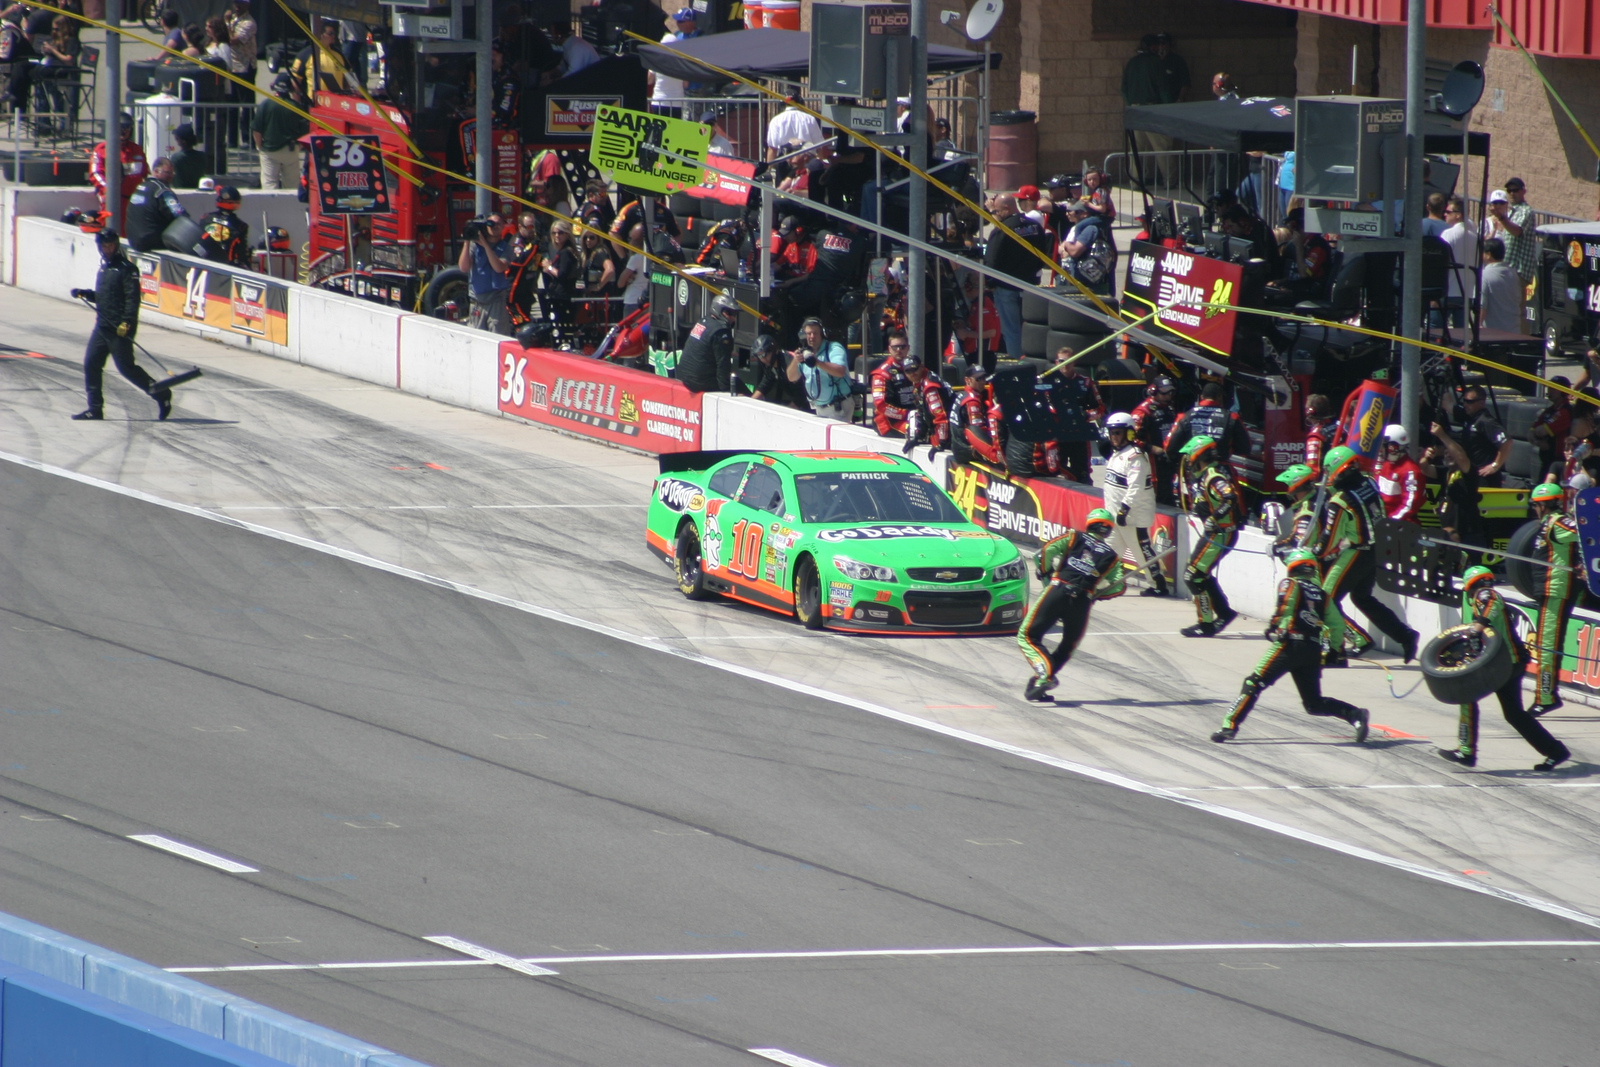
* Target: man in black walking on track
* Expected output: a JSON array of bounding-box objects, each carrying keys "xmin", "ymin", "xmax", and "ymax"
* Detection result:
[{"xmin": 69, "ymin": 228, "xmax": 173, "ymax": 422}]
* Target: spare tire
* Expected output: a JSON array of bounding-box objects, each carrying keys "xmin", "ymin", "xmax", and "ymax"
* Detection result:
[
  {"xmin": 1420, "ymin": 623, "xmax": 1517, "ymax": 704},
  {"xmin": 1022, "ymin": 321, "xmax": 1050, "ymax": 358},
  {"xmin": 1005, "ymin": 433, "xmax": 1037, "ymax": 476},
  {"xmin": 1021, "ymin": 290, "xmax": 1051, "ymax": 324},
  {"xmin": 1504, "ymin": 519, "xmax": 1541, "ymax": 601},
  {"xmin": 1049, "ymin": 296, "xmax": 1117, "ymax": 333}
]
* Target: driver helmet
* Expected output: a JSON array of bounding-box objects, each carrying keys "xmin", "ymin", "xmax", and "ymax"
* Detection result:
[
  {"xmin": 1085, "ymin": 508, "xmax": 1115, "ymax": 537},
  {"xmin": 1462, "ymin": 565, "xmax": 1496, "ymax": 593},
  {"xmin": 1283, "ymin": 548, "xmax": 1319, "ymax": 576},
  {"xmin": 1531, "ymin": 482, "xmax": 1565, "ymax": 506},
  {"xmin": 1105, "ymin": 412, "xmax": 1134, "ymax": 432},
  {"xmin": 1178, "ymin": 435, "xmax": 1218, "ymax": 465}
]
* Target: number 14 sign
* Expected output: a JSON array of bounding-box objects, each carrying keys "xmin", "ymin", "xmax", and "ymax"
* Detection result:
[{"xmin": 309, "ymin": 135, "xmax": 390, "ymax": 215}]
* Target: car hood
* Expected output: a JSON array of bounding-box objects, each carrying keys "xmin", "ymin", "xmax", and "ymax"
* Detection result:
[{"xmin": 813, "ymin": 525, "xmax": 1014, "ymax": 565}]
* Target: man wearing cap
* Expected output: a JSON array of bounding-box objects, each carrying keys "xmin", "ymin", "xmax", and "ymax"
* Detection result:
[
  {"xmin": 871, "ymin": 333, "xmax": 919, "ymax": 437},
  {"xmin": 252, "ymin": 72, "xmax": 308, "ymax": 191},
  {"xmin": 1132, "ymin": 376, "xmax": 1179, "ymax": 505},
  {"xmin": 902, "ymin": 353, "xmax": 952, "ymax": 451},
  {"xmin": 1061, "ymin": 198, "xmax": 1114, "ymax": 294},
  {"xmin": 983, "ymin": 194, "xmax": 1050, "ymax": 360},
  {"xmin": 1483, "ymin": 178, "xmax": 1536, "ymax": 282},
  {"xmin": 1016, "ymin": 184, "xmax": 1043, "ymax": 224},
  {"xmin": 68, "ymin": 229, "xmax": 173, "ymax": 421},
  {"xmin": 951, "ymin": 363, "xmax": 1004, "ymax": 466},
  {"xmin": 90, "ymin": 113, "xmax": 148, "ymax": 222},
  {"xmin": 124, "ymin": 158, "xmax": 189, "ymax": 253}
]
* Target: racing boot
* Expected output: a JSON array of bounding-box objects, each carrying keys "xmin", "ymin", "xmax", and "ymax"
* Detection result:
[
  {"xmin": 1023, "ymin": 676, "xmax": 1047, "ymax": 702},
  {"xmin": 1401, "ymin": 629, "xmax": 1419, "ymax": 665},
  {"xmin": 1181, "ymin": 621, "xmax": 1220, "ymax": 638},
  {"xmin": 1531, "ymin": 696, "xmax": 1563, "ymax": 718},
  {"xmin": 1210, "ymin": 727, "xmax": 1238, "ymax": 743},
  {"xmin": 1212, "ymin": 607, "xmax": 1239, "ymax": 634},
  {"xmin": 1534, "ymin": 750, "xmax": 1571, "ymax": 772},
  {"xmin": 1348, "ymin": 705, "xmax": 1369, "ymax": 743},
  {"xmin": 1437, "ymin": 748, "xmax": 1477, "ymax": 768}
]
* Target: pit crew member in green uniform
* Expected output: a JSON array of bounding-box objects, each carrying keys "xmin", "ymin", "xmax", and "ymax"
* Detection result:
[
  {"xmin": 1018, "ymin": 509, "xmax": 1125, "ymax": 701},
  {"xmin": 1177, "ymin": 435, "xmax": 1240, "ymax": 637},
  {"xmin": 1528, "ymin": 481, "xmax": 1580, "ymax": 714}
]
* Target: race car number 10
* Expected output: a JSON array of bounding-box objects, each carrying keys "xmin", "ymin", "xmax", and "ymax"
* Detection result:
[
  {"xmin": 728, "ymin": 519, "xmax": 764, "ymax": 579},
  {"xmin": 500, "ymin": 352, "xmax": 528, "ymax": 406}
]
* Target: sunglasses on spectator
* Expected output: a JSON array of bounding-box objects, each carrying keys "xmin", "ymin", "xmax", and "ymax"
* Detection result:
[{"xmin": 888, "ymin": 341, "xmax": 910, "ymax": 350}]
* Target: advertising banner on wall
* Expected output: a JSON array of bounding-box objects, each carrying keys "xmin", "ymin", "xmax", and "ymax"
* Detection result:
[
  {"xmin": 153, "ymin": 256, "xmax": 290, "ymax": 345},
  {"xmin": 496, "ymin": 342, "xmax": 705, "ymax": 453},
  {"xmin": 945, "ymin": 459, "xmax": 1177, "ymax": 581},
  {"xmin": 1121, "ymin": 239, "xmax": 1243, "ymax": 357}
]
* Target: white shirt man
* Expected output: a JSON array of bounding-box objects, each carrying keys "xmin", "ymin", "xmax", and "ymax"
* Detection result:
[{"xmin": 766, "ymin": 104, "xmax": 823, "ymax": 161}]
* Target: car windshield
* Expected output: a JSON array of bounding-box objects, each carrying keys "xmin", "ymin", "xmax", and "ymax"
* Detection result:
[{"xmin": 794, "ymin": 471, "xmax": 967, "ymax": 526}]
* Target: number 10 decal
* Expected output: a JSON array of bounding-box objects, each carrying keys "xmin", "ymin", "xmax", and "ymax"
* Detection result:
[{"xmin": 728, "ymin": 519, "xmax": 765, "ymax": 580}]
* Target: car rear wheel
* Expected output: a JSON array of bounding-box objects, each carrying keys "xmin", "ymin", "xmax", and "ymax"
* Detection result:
[
  {"xmin": 794, "ymin": 557, "xmax": 826, "ymax": 630},
  {"xmin": 675, "ymin": 523, "xmax": 712, "ymax": 600}
]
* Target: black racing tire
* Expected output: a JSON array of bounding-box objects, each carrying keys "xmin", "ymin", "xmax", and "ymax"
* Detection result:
[
  {"xmin": 1021, "ymin": 289, "xmax": 1050, "ymax": 325},
  {"xmin": 421, "ymin": 268, "xmax": 470, "ymax": 320},
  {"xmin": 1004, "ymin": 433, "xmax": 1037, "ymax": 476},
  {"xmin": 675, "ymin": 523, "xmax": 713, "ymax": 600},
  {"xmin": 793, "ymin": 556, "xmax": 826, "ymax": 630},
  {"xmin": 1048, "ymin": 296, "xmax": 1117, "ymax": 333},
  {"xmin": 138, "ymin": 0, "xmax": 164, "ymax": 33},
  {"xmin": 1420, "ymin": 623, "xmax": 1517, "ymax": 704},
  {"xmin": 1021, "ymin": 321, "xmax": 1049, "ymax": 358},
  {"xmin": 1504, "ymin": 519, "xmax": 1542, "ymax": 602}
]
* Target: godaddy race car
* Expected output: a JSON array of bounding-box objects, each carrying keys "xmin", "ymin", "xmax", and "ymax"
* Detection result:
[{"xmin": 646, "ymin": 450, "xmax": 1029, "ymax": 633}]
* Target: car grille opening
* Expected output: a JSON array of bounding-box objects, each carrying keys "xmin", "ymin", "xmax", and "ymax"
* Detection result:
[
  {"xmin": 905, "ymin": 566, "xmax": 986, "ymax": 583},
  {"xmin": 904, "ymin": 590, "xmax": 991, "ymax": 626}
]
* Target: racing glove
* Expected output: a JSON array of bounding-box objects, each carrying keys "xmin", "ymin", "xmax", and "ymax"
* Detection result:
[
  {"xmin": 71, "ymin": 288, "xmax": 94, "ymax": 301},
  {"xmin": 116, "ymin": 322, "xmax": 131, "ymax": 337},
  {"xmin": 1115, "ymin": 503, "xmax": 1129, "ymax": 526}
]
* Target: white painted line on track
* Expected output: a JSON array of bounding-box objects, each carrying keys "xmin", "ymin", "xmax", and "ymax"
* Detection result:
[
  {"xmin": 423, "ymin": 935, "xmax": 559, "ymax": 976},
  {"xmin": 127, "ymin": 834, "xmax": 258, "ymax": 873},
  {"xmin": 163, "ymin": 939, "xmax": 1600, "ymax": 974},
  {"xmin": 11, "ymin": 451, "xmax": 1595, "ymax": 931},
  {"xmin": 1173, "ymin": 782, "xmax": 1600, "ymax": 792},
  {"xmin": 749, "ymin": 1050, "xmax": 838, "ymax": 1067}
]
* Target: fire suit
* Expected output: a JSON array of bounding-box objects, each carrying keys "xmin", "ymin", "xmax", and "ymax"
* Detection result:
[
  {"xmin": 1304, "ymin": 418, "xmax": 1338, "ymax": 473},
  {"xmin": 951, "ymin": 380, "xmax": 1003, "ymax": 465},
  {"xmin": 1132, "ymin": 395, "xmax": 1178, "ymax": 504},
  {"xmin": 906, "ymin": 374, "xmax": 952, "ymax": 449},
  {"xmin": 1376, "ymin": 453, "xmax": 1425, "ymax": 522},
  {"xmin": 871, "ymin": 361, "xmax": 918, "ymax": 437},
  {"xmin": 1446, "ymin": 583, "xmax": 1569, "ymax": 764},
  {"xmin": 90, "ymin": 139, "xmax": 148, "ymax": 217},
  {"xmin": 1311, "ymin": 472, "xmax": 1418, "ymax": 658},
  {"xmin": 1018, "ymin": 527, "xmax": 1125, "ymax": 681},
  {"xmin": 1274, "ymin": 496, "xmax": 1317, "ymax": 558},
  {"xmin": 1101, "ymin": 440, "xmax": 1167, "ymax": 595},
  {"xmin": 1531, "ymin": 511, "xmax": 1580, "ymax": 711},
  {"xmin": 1182, "ymin": 459, "xmax": 1241, "ymax": 626},
  {"xmin": 1218, "ymin": 570, "xmax": 1367, "ymax": 736}
]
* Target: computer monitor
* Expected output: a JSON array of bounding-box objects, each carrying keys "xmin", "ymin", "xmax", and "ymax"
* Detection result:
[
  {"xmin": 1174, "ymin": 201, "xmax": 1203, "ymax": 245},
  {"xmin": 1202, "ymin": 230, "xmax": 1229, "ymax": 260},
  {"xmin": 1147, "ymin": 198, "xmax": 1177, "ymax": 243},
  {"xmin": 1225, "ymin": 235, "xmax": 1257, "ymax": 263}
]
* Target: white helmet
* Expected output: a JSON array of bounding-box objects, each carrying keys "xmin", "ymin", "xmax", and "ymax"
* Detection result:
[
  {"xmin": 1382, "ymin": 424, "xmax": 1408, "ymax": 448},
  {"xmin": 1105, "ymin": 412, "xmax": 1135, "ymax": 431}
]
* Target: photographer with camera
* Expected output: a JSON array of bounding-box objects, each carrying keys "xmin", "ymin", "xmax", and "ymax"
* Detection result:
[
  {"xmin": 457, "ymin": 213, "xmax": 512, "ymax": 334},
  {"xmin": 786, "ymin": 317, "xmax": 855, "ymax": 422}
]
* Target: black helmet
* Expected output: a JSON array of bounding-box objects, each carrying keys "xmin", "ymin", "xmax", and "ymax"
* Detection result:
[
  {"xmin": 516, "ymin": 322, "xmax": 556, "ymax": 349},
  {"xmin": 94, "ymin": 226, "xmax": 121, "ymax": 244},
  {"xmin": 751, "ymin": 334, "xmax": 778, "ymax": 360},
  {"xmin": 711, "ymin": 292, "xmax": 738, "ymax": 318},
  {"xmin": 833, "ymin": 287, "xmax": 868, "ymax": 320},
  {"xmin": 215, "ymin": 185, "xmax": 242, "ymax": 210}
]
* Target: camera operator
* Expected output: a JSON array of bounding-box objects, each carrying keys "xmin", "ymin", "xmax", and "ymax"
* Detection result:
[
  {"xmin": 786, "ymin": 317, "xmax": 855, "ymax": 421},
  {"xmin": 457, "ymin": 213, "xmax": 512, "ymax": 334}
]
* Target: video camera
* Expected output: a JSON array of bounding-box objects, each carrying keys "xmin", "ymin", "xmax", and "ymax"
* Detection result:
[{"xmin": 462, "ymin": 215, "xmax": 498, "ymax": 241}]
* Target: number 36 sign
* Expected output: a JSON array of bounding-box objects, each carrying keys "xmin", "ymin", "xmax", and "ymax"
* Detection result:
[{"xmin": 309, "ymin": 135, "xmax": 389, "ymax": 215}]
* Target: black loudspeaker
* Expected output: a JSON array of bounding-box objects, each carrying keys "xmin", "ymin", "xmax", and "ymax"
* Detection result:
[
  {"xmin": 809, "ymin": 2, "xmax": 910, "ymax": 101},
  {"xmin": 126, "ymin": 60, "xmax": 164, "ymax": 95},
  {"xmin": 155, "ymin": 64, "xmax": 231, "ymax": 102}
]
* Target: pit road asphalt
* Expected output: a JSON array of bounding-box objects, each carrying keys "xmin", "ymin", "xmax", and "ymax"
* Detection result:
[{"xmin": 2, "ymin": 288, "xmax": 1600, "ymax": 1066}]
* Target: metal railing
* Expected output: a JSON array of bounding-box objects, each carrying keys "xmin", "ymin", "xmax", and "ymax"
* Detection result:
[
  {"xmin": 2, "ymin": 60, "xmax": 103, "ymax": 151},
  {"xmin": 130, "ymin": 97, "xmax": 259, "ymax": 177},
  {"xmin": 1101, "ymin": 149, "xmax": 1287, "ymax": 229}
]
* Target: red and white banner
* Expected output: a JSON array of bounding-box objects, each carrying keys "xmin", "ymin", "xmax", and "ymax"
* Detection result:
[
  {"xmin": 690, "ymin": 156, "xmax": 756, "ymax": 207},
  {"xmin": 496, "ymin": 343, "xmax": 705, "ymax": 453},
  {"xmin": 1121, "ymin": 239, "xmax": 1244, "ymax": 357}
]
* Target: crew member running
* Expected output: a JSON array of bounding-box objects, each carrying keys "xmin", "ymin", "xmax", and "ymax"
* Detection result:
[
  {"xmin": 1018, "ymin": 509, "xmax": 1125, "ymax": 701},
  {"xmin": 1177, "ymin": 435, "xmax": 1240, "ymax": 637}
]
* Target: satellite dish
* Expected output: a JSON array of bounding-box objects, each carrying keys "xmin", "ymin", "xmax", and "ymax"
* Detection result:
[
  {"xmin": 1437, "ymin": 60, "xmax": 1485, "ymax": 117},
  {"xmin": 964, "ymin": 0, "xmax": 1002, "ymax": 41}
]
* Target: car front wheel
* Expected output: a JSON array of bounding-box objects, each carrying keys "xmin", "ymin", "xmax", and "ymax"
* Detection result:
[{"xmin": 793, "ymin": 557, "xmax": 826, "ymax": 630}]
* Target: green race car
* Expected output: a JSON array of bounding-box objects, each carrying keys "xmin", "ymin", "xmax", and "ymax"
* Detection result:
[{"xmin": 646, "ymin": 450, "xmax": 1029, "ymax": 633}]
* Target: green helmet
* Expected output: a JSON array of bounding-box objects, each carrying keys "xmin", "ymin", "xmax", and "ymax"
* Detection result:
[
  {"xmin": 1322, "ymin": 445, "xmax": 1360, "ymax": 481},
  {"xmin": 1462, "ymin": 565, "xmax": 1495, "ymax": 591},
  {"xmin": 1283, "ymin": 548, "xmax": 1319, "ymax": 574},
  {"xmin": 1178, "ymin": 435, "xmax": 1218, "ymax": 461},
  {"xmin": 1085, "ymin": 508, "xmax": 1115, "ymax": 535},
  {"xmin": 1531, "ymin": 482, "xmax": 1565, "ymax": 505},
  {"xmin": 1276, "ymin": 463, "xmax": 1317, "ymax": 494}
]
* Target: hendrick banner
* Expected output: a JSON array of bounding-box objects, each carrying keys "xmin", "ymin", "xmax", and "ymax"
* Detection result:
[
  {"xmin": 945, "ymin": 459, "xmax": 1177, "ymax": 581},
  {"xmin": 142, "ymin": 254, "xmax": 290, "ymax": 345},
  {"xmin": 496, "ymin": 342, "xmax": 705, "ymax": 453},
  {"xmin": 1121, "ymin": 239, "xmax": 1243, "ymax": 357}
]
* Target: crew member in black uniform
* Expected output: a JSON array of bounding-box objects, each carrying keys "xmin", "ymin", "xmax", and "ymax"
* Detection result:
[
  {"xmin": 197, "ymin": 185, "xmax": 251, "ymax": 267},
  {"xmin": 775, "ymin": 222, "xmax": 864, "ymax": 342},
  {"xmin": 1017, "ymin": 509, "xmax": 1126, "ymax": 701},
  {"xmin": 1165, "ymin": 381, "xmax": 1250, "ymax": 462},
  {"xmin": 1131, "ymin": 376, "xmax": 1179, "ymax": 504},
  {"xmin": 676, "ymin": 292, "xmax": 738, "ymax": 394},
  {"xmin": 69, "ymin": 229, "xmax": 173, "ymax": 421},
  {"xmin": 1053, "ymin": 352, "xmax": 1106, "ymax": 483},
  {"xmin": 124, "ymin": 158, "xmax": 190, "ymax": 253}
]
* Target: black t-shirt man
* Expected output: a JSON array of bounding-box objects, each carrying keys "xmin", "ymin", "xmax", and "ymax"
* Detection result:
[{"xmin": 1452, "ymin": 396, "xmax": 1510, "ymax": 487}]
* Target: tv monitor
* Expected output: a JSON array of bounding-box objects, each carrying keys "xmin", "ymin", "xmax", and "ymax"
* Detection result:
[
  {"xmin": 1175, "ymin": 201, "xmax": 1203, "ymax": 245},
  {"xmin": 1147, "ymin": 198, "xmax": 1177, "ymax": 243}
]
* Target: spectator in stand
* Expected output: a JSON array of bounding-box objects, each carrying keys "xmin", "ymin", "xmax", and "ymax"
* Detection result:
[
  {"xmin": 457, "ymin": 213, "xmax": 511, "ymax": 335},
  {"xmin": 169, "ymin": 123, "xmax": 206, "ymax": 188},
  {"xmin": 1133, "ymin": 376, "xmax": 1179, "ymax": 505},
  {"xmin": 702, "ymin": 110, "xmax": 734, "ymax": 156},
  {"xmin": 747, "ymin": 335, "xmax": 808, "ymax": 408},
  {"xmin": 578, "ymin": 228, "xmax": 616, "ymax": 314},
  {"xmin": 1082, "ymin": 169, "xmax": 1116, "ymax": 223},
  {"xmin": 1016, "ymin": 184, "xmax": 1043, "ymax": 225},
  {"xmin": 933, "ymin": 116, "xmax": 957, "ymax": 161},
  {"xmin": 1302, "ymin": 393, "xmax": 1337, "ymax": 472},
  {"xmin": 292, "ymin": 19, "xmax": 354, "ymax": 94},
  {"xmin": 1122, "ymin": 35, "xmax": 1171, "ymax": 180},
  {"xmin": 253, "ymin": 73, "xmax": 308, "ymax": 191},
  {"xmin": 576, "ymin": 179, "xmax": 615, "ymax": 232},
  {"xmin": 1530, "ymin": 377, "xmax": 1574, "ymax": 478},
  {"xmin": 1042, "ymin": 173, "xmax": 1076, "ymax": 237},
  {"xmin": 984, "ymin": 194, "xmax": 1049, "ymax": 359},
  {"xmin": 1555, "ymin": 413, "xmax": 1596, "ymax": 486},
  {"xmin": 226, "ymin": 0, "xmax": 257, "ymax": 80},
  {"xmin": 1478, "ymin": 236, "xmax": 1523, "ymax": 333},
  {"xmin": 1167, "ymin": 381, "xmax": 1250, "ymax": 462},
  {"xmin": 871, "ymin": 333, "xmax": 918, "ymax": 437},
  {"xmin": 1438, "ymin": 196, "xmax": 1478, "ymax": 328},
  {"xmin": 766, "ymin": 98, "xmax": 824, "ymax": 162},
  {"xmin": 1422, "ymin": 418, "xmax": 1483, "ymax": 556},
  {"xmin": 787, "ymin": 317, "xmax": 855, "ymax": 421},
  {"xmin": 159, "ymin": 8, "xmax": 184, "ymax": 52},
  {"xmin": 180, "ymin": 23, "xmax": 205, "ymax": 59},
  {"xmin": 1377, "ymin": 425, "xmax": 1424, "ymax": 522},
  {"xmin": 1, "ymin": 6, "xmax": 30, "ymax": 114},
  {"xmin": 551, "ymin": 19, "xmax": 601, "ymax": 79},
  {"xmin": 1054, "ymin": 349, "xmax": 1106, "ymax": 483},
  {"xmin": 1445, "ymin": 384, "xmax": 1511, "ymax": 487},
  {"xmin": 616, "ymin": 223, "xmax": 649, "ymax": 316},
  {"xmin": 531, "ymin": 172, "xmax": 573, "ymax": 219},
  {"xmin": 1061, "ymin": 199, "xmax": 1115, "ymax": 295},
  {"xmin": 1483, "ymin": 178, "xmax": 1536, "ymax": 282},
  {"xmin": 91, "ymin": 112, "xmax": 148, "ymax": 221}
]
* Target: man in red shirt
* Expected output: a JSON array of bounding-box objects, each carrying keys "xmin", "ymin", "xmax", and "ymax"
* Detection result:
[
  {"xmin": 952, "ymin": 363, "xmax": 1003, "ymax": 465},
  {"xmin": 1376, "ymin": 425, "xmax": 1424, "ymax": 523},
  {"xmin": 870, "ymin": 334, "xmax": 918, "ymax": 437},
  {"xmin": 90, "ymin": 113, "xmax": 148, "ymax": 223}
]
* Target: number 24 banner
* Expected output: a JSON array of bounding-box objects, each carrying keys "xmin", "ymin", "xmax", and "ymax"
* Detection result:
[{"xmin": 309, "ymin": 135, "xmax": 390, "ymax": 215}]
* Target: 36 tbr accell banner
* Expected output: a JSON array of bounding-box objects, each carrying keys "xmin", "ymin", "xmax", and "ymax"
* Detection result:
[
  {"xmin": 151, "ymin": 255, "xmax": 290, "ymax": 344},
  {"xmin": 1121, "ymin": 239, "xmax": 1243, "ymax": 357},
  {"xmin": 496, "ymin": 342, "xmax": 705, "ymax": 453}
]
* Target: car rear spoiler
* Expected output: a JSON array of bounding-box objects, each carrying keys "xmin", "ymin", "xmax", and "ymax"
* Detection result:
[{"xmin": 658, "ymin": 450, "xmax": 747, "ymax": 475}]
